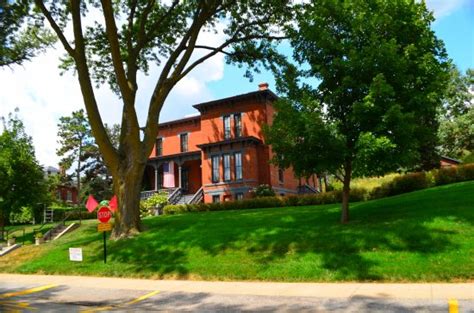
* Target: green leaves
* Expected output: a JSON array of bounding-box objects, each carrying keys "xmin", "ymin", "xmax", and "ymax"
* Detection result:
[
  {"xmin": 0, "ymin": 0, "xmax": 55, "ymax": 67},
  {"xmin": 268, "ymin": 0, "xmax": 449, "ymax": 180},
  {"xmin": 0, "ymin": 111, "xmax": 47, "ymax": 224}
]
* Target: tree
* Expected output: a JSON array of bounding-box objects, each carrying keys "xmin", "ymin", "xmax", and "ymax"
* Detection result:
[
  {"xmin": 0, "ymin": 0, "xmax": 54, "ymax": 66},
  {"xmin": 30, "ymin": 0, "xmax": 292, "ymax": 238},
  {"xmin": 266, "ymin": 0, "xmax": 449, "ymax": 223},
  {"xmin": 57, "ymin": 109, "xmax": 93, "ymax": 199},
  {"xmin": 0, "ymin": 110, "xmax": 46, "ymax": 233},
  {"xmin": 442, "ymin": 66, "xmax": 474, "ymax": 119},
  {"xmin": 438, "ymin": 67, "xmax": 474, "ymax": 160},
  {"xmin": 80, "ymin": 123, "xmax": 120, "ymax": 201}
]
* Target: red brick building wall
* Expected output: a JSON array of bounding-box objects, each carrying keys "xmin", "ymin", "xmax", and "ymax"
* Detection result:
[{"xmin": 145, "ymin": 85, "xmax": 316, "ymax": 203}]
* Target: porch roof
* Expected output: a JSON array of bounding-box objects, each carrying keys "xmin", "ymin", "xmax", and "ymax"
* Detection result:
[{"xmin": 148, "ymin": 151, "xmax": 201, "ymax": 166}]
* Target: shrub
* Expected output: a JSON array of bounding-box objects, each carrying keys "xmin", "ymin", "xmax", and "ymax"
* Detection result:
[
  {"xmin": 457, "ymin": 163, "xmax": 474, "ymax": 181},
  {"xmin": 140, "ymin": 192, "xmax": 168, "ymax": 217},
  {"xmin": 434, "ymin": 167, "xmax": 458, "ymax": 186},
  {"xmin": 35, "ymin": 232, "xmax": 43, "ymax": 239},
  {"xmin": 370, "ymin": 172, "xmax": 429, "ymax": 198},
  {"xmin": 9, "ymin": 206, "xmax": 33, "ymax": 224},
  {"xmin": 253, "ymin": 184, "xmax": 276, "ymax": 197}
]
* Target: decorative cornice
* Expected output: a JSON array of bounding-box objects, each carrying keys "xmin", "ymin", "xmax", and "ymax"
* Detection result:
[{"xmin": 193, "ymin": 89, "xmax": 278, "ymax": 113}]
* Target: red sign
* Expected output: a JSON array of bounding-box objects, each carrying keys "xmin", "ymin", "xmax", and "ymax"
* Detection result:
[{"xmin": 97, "ymin": 206, "xmax": 112, "ymax": 223}]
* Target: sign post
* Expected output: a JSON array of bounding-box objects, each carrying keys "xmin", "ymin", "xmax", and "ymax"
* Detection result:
[{"xmin": 97, "ymin": 206, "xmax": 112, "ymax": 264}]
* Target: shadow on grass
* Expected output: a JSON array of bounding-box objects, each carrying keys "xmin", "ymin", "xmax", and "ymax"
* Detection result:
[
  {"xmin": 102, "ymin": 182, "xmax": 474, "ymax": 280},
  {"xmin": 17, "ymin": 182, "xmax": 473, "ymax": 281}
]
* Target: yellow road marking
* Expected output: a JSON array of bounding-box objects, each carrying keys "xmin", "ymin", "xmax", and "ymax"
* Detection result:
[
  {"xmin": 448, "ymin": 299, "xmax": 459, "ymax": 313},
  {"xmin": 0, "ymin": 300, "xmax": 37, "ymax": 312},
  {"xmin": 0, "ymin": 284, "xmax": 57, "ymax": 299},
  {"xmin": 81, "ymin": 290, "xmax": 160, "ymax": 313}
]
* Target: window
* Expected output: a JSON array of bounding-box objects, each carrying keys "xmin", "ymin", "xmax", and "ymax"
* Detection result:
[
  {"xmin": 234, "ymin": 152, "xmax": 242, "ymax": 180},
  {"xmin": 156, "ymin": 138, "xmax": 163, "ymax": 156},
  {"xmin": 180, "ymin": 133, "xmax": 188, "ymax": 152},
  {"xmin": 212, "ymin": 155, "xmax": 220, "ymax": 183},
  {"xmin": 223, "ymin": 154, "xmax": 231, "ymax": 181},
  {"xmin": 278, "ymin": 168, "xmax": 284, "ymax": 183},
  {"xmin": 236, "ymin": 192, "xmax": 244, "ymax": 201},
  {"xmin": 234, "ymin": 113, "xmax": 242, "ymax": 137},
  {"xmin": 223, "ymin": 115, "xmax": 231, "ymax": 139},
  {"xmin": 66, "ymin": 190, "xmax": 72, "ymax": 202},
  {"xmin": 212, "ymin": 195, "xmax": 220, "ymax": 203}
]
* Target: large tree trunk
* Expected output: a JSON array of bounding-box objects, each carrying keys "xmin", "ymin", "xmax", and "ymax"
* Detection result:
[
  {"xmin": 111, "ymin": 162, "xmax": 145, "ymax": 239},
  {"xmin": 341, "ymin": 159, "xmax": 352, "ymax": 224}
]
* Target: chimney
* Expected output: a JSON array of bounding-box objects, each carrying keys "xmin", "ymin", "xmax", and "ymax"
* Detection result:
[{"xmin": 258, "ymin": 82, "xmax": 269, "ymax": 91}]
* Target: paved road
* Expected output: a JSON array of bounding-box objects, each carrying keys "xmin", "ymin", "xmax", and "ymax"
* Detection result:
[{"xmin": 0, "ymin": 274, "xmax": 472, "ymax": 312}]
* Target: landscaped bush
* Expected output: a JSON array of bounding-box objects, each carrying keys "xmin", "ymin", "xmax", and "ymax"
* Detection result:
[
  {"xmin": 140, "ymin": 192, "xmax": 168, "ymax": 217},
  {"xmin": 370, "ymin": 172, "xmax": 430, "ymax": 199},
  {"xmin": 253, "ymin": 184, "xmax": 276, "ymax": 197},
  {"xmin": 457, "ymin": 163, "xmax": 474, "ymax": 181},
  {"xmin": 434, "ymin": 163, "xmax": 474, "ymax": 186},
  {"xmin": 162, "ymin": 164, "xmax": 473, "ymax": 216},
  {"xmin": 434, "ymin": 167, "xmax": 459, "ymax": 186},
  {"xmin": 162, "ymin": 188, "xmax": 368, "ymax": 215}
]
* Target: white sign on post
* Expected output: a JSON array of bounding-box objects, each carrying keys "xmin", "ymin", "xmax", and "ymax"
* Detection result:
[{"xmin": 69, "ymin": 248, "xmax": 83, "ymax": 262}]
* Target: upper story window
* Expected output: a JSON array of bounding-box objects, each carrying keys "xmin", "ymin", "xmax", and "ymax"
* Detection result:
[
  {"xmin": 223, "ymin": 154, "xmax": 231, "ymax": 181},
  {"xmin": 156, "ymin": 138, "xmax": 163, "ymax": 156},
  {"xmin": 223, "ymin": 115, "xmax": 231, "ymax": 139},
  {"xmin": 212, "ymin": 155, "xmax": 220, "ymax": 183},
  {"xmin": 234, "ymin": 152, "xmax": 242, "ymax": 180},
  {"xmin": 180, "ymin": 133, "xmax": 188, "ymax": 152},
  {"xmin": 234, "ymin": 113, "xmax": 242, "ymax": 137}
]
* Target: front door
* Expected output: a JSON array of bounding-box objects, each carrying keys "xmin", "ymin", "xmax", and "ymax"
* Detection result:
[{"xmin": 181, "ymin": 168, "xmax": 189, "ymax": 193}]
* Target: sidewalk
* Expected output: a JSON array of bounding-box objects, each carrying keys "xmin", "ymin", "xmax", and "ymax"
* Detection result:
[{"xmin": 1, "ymin": 274, "xmax": 472, "ymax": 300}]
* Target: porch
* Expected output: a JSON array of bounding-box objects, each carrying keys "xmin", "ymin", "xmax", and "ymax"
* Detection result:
[{"xmin": 142, "ymin": 151, "xmax": 203, "ymax": 204}]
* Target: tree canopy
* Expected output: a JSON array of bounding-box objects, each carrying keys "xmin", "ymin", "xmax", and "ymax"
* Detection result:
[
  {"xmin": 266, "ymin": 0, "xmax": 450, "ymax": 223},
  {"xmin": 0, "ymin": 0, "xmax": 54, "ymax": 67},
  {"xmin": 0, "ymin": 110, "xmax": 47, "ymax": 229}
]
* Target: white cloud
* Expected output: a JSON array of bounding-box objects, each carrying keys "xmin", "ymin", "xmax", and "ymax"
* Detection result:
[
  {"xmin": 425, "ymin": 0, "xmax": 468, "ymax": 18},
  {"xmin": 0, "ymin": 21, "xmax": 227, "ymax": 167}
]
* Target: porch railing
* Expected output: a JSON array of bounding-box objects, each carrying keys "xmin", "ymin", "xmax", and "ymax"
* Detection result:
[
  {"xmin": 168, "ymin": 188, "xmax": 182, "ymax": 205},
  {"xmin": 188, "ymin": 187, "xmax": 204, "ymax": 204}
]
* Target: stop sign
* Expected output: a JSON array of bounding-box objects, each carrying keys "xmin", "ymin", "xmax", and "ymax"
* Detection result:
[{"xmin": 97, "ymin": 206, "xmax": 112, "ymax": 223}]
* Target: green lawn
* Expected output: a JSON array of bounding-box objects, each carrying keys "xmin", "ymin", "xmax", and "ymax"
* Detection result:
[{"xmin": 1, "ymin": 181, "xmax": 473, "ymax": 282}]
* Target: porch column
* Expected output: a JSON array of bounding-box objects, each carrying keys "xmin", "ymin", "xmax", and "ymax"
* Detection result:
[
  {"xmin": 178, "ymin": 165, "xmax": 182, "ymax": 189},
  {"xmin": 154, "ymin": 166, "xmax": 159, "ymax": 191}
]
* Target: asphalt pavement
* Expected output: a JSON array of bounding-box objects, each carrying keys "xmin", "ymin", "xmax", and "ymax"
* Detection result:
[{"xmin": 0, "ymin": 274, "xmax": 472, "ymax": 312}]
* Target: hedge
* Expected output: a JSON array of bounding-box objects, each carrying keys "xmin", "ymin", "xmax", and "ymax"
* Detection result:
[
  {"xmin": 163, "ymin": 188, "xmax": 369, "ymax": 215},
  {"xmin": 162, "ymin": 163, "xmax": 474, "ymax": 215}
]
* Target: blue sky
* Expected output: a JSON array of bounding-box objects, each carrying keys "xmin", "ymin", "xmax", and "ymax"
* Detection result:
[{"xmin": 0, "ymin": 0, "xmax": 472, "ymax": 167}]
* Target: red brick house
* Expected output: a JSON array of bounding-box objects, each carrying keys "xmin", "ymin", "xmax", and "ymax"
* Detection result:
[{"xmin": 143, "ymin": 83, "xmax": 318, "ymax": 204}]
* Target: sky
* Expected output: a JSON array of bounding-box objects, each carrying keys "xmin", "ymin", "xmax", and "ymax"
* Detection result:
[{"xmin": 0, "ymin": 0, "xmax": 473, "ymax": 167}]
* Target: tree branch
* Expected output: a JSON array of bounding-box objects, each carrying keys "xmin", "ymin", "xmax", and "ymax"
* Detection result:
[
  {"xmin": 34, "ymin": 0, "xmax": 75, "ymax": 57},
  {"xmin": 100, "ymin": 0, "xmax": 132, "ymax": 100}
]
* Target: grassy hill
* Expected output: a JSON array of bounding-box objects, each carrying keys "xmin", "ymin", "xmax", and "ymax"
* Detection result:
[{"xmin": 1, "ymin": 181, "xmax": 473, "ymax": 282}]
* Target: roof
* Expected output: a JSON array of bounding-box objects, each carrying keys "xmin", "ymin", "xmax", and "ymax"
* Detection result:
[
  {"xmin": 148, "ymin": 151, "xmax": 201, "ymax": 162},
  {"xmin": 155, "ymin": 88, "xmax": 278, "ymax": 129},
  {"xmin": 193, "ymin": 89, "xmax": 278, "ymax": 112},
  {"xmin": 197, "ymin": 136, "xmax": 263, "ymax": 150},
  {"xmin": 440, "ymin": 156, "xmax": 462, "ymax": 164},
  {"xmin": 158, "ymin": 115, "xmax": 201, "ymax": 128}
]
